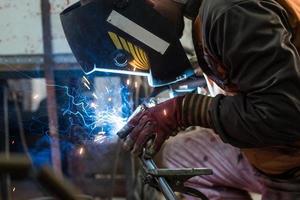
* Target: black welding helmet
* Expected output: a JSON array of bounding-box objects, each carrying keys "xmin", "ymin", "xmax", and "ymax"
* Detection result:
[{"xmin": 60, "ymin": 0, "xmax": 194, "ymax": 87}]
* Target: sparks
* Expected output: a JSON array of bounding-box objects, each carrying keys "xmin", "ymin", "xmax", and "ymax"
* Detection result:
[
  {"xmin": 90, "ymin": 102, "xmax": 98, "ymax": 109},
  {"xmin": 52, "ymin": 71, "xmax": 131, "ymax": 139},
  {"xmin": 94, "ymin": 132, "xmax": 106, "ymax": 143},
  {"xmin": 163, "ymin": 109, "xmax": 167, "ymax": 116},
  {"xmin": 79, "ymin": 147, "xmax": 84, "ymax": 155},
  {"xmin": 83, "ymin": 82, "xmax": 91, "ymax": 90},
  {"xmin": 82, "ymin": 76, "xmax": 90, "ymax": 85},
  {"xmin": 92, "ymin": 92, "xmax": 98, "ymax": 99},
  {"xmin": 33, "ymin": 94, "xmax": 39, "ymax": 100},
  {"xmin": 94, "ymin": 110, "xmax": 127, "ymax": 134}
]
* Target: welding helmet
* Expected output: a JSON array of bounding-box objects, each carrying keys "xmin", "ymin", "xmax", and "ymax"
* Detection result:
[{"xmin": 60, "ymin": 0, "xmax": 194, "ymax": 87}]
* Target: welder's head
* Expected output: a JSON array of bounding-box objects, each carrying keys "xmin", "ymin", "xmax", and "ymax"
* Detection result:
[{"xmin": 61, "ymin": 0, "xmax": 193, "ymax": 87}]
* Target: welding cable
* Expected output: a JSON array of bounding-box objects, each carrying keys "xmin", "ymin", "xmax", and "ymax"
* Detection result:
[{"xmin": 12, "ymin": 92, "xmax": 32, "ymax": 164}]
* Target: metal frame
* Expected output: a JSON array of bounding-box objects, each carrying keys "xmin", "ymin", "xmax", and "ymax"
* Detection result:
[{"xmin": 0, "ymin": 0, "xmax": 82, "ymax": 176}]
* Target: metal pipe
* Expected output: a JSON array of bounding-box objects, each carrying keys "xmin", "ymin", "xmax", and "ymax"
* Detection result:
[
  {"xmin": 1, "ymin": 84, "xmax": 11, "ymax": 200},
  {"xmin": 41, "ymin": 0, "xmax": 62, "ymax": 176}
]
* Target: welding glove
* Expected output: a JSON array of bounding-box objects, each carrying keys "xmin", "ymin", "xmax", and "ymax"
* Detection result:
[
  {"xmin": 123, "ymin": 96, "xmax": 184, "ymax": 157},
  {"xmin": 122, "ymin": 94, "xmax": 213, "ymax": 157}
]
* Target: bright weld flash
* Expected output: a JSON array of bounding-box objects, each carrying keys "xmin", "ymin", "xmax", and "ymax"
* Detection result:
[
  {"xmin": 12, "ymin": 187, "xmax": 15, "ymax": 192},
  {"xmin": 126, "ymin": 79, "xmax": 130, "ymax": 85},
  {"xmin": 94, "ymin": 110, "xmax": 127, "ymax": 134},
  {"xmin": 90, "ymin": 102, "xmax": 98, "ymax": 109},
  {"xmin": 94, "ymin": 132, "xmax": 106, "ymax": 143},
  {"xmin": 58, "ymin": 72, "xmax": 130, "ymax": 138}
]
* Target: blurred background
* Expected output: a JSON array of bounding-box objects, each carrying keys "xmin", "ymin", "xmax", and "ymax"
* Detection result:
[{"xmin": 0, "ymin": 0, "xmax": 204, "ymax": 199}]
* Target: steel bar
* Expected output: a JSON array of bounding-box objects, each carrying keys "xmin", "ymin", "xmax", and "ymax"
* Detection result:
[
  {"xmin": 0, "ymin": 83, "xmax": 11, "ymax": 200},
  {"xmin": 41, "ymin": 0, "xmax": 62, "ymax": 176},
  {"xmin": 36, "ymin": 167, "xmax": 79, "ymax": 200},
  {"xmin": 0, "ymin": 154, "xmax": 80, "ymax": 200}
]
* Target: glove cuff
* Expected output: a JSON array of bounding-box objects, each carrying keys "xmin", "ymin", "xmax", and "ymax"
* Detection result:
[{"xmin": 180, "ymin": 94, "xmax": 213, "ymax": 128}]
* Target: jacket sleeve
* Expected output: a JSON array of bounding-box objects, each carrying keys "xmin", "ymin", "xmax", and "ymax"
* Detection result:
[{"xmin": 206, "ymin": 1, "xmax": 300, "ymax": 148}]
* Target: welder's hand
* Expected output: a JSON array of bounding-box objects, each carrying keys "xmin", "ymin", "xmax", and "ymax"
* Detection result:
[{"xmin": 123, "ymin": 96, "xmax": 184, "ymax": 157}]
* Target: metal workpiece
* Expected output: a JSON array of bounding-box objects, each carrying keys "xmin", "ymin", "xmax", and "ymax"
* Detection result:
[
  {"xmin": 0, "ymin": 154, "xmax": 31, "ymax": 179},
  {"xmin": 0, "ymin": 154, "xmax": 81, "ymax": 200},
  {"xmin": 35, "ymin": 167, "xmax": 80, "ymax": 200}
]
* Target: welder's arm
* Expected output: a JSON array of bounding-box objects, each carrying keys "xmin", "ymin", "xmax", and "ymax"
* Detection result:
[
  {"xmin": 205, "ymin": 2, "xmax": 300, "ymax": 148},
  {"xmin": 122, "ymin": 1, "xmax": 300, "ymax": 155}
]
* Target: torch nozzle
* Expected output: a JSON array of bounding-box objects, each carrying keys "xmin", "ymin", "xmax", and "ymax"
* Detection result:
[{"xmin": 116, "ymin": 104, "xmax": 146, "ymax": 139}]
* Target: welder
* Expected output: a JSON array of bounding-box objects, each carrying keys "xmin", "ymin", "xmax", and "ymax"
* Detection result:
[
  {"xmin": 122, "ymin": 0, "xmax": 300, "ymax": 199},
  {"xmin": 61, "ymin": 0, "xmax": 300, "ymax": 199}
]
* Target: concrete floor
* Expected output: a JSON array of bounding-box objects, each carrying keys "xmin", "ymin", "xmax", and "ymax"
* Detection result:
[{"xmin": 10, "ymin": 180, "xmax": 262, "ymax": 200}]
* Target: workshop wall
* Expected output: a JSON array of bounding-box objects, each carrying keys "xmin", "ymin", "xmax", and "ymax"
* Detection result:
[
  {"xmin": 0, "ymin": 0, "xmax": 76, "ymax": 56},
  {"xmin": 0, "ymin": 0, "xmax": 77, "ymax": 111}
]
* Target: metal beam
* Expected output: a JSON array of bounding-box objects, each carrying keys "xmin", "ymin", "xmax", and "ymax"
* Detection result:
[{"xmin": 41, "ymin": 0, "xmax": 62, "ymax": 176}]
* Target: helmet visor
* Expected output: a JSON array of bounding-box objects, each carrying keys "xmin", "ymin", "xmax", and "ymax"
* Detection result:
[{"xmin": 60, "ymin": 0, "xmax": 194, "ymax": 87}]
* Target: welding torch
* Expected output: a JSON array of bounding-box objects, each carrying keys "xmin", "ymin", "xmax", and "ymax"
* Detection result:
[{"xmin": 117, "ymin": 103, "xmax": 178, "ymax": 200}]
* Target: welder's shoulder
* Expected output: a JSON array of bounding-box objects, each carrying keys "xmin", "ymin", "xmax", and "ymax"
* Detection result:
[{"xmin": 200, "ymin": 0, "xmax": 255, "ymax": 21}]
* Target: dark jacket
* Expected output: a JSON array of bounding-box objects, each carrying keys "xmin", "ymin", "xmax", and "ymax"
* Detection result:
[{"xmin": 194, "ymin": 0, "xmax": 300, "ymax": 175}]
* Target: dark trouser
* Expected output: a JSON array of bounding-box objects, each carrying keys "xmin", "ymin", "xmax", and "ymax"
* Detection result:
[{"xmin": 161, "ymin": 128, "xmax": 300, "ymax": 200}]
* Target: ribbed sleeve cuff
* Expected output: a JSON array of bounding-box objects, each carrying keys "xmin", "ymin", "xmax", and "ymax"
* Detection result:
[
  {"xmin": 208, "ymin": 94, "xmax": 229, "ymax": 142},
  {"xmin": 180, "ymin": 94, "xmax": 213, "ymax": 128}
]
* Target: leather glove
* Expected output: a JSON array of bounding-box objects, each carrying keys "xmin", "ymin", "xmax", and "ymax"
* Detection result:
[
  {"xmin": 119, "ymin": 93, "xmax": 213, "ymax": 157},
  {"xmin": 122, "ymin": 96, "xmax": 185, "ymax": 157}
]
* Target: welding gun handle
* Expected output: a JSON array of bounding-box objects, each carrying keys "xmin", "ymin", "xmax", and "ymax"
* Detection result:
[
  {"xmin": 117, "ymin": 124, "xmax": 135, "ymax": 139},
  {"xmin": 117, "ymin": 104, "xmax": 147, "ymax": 139}
]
